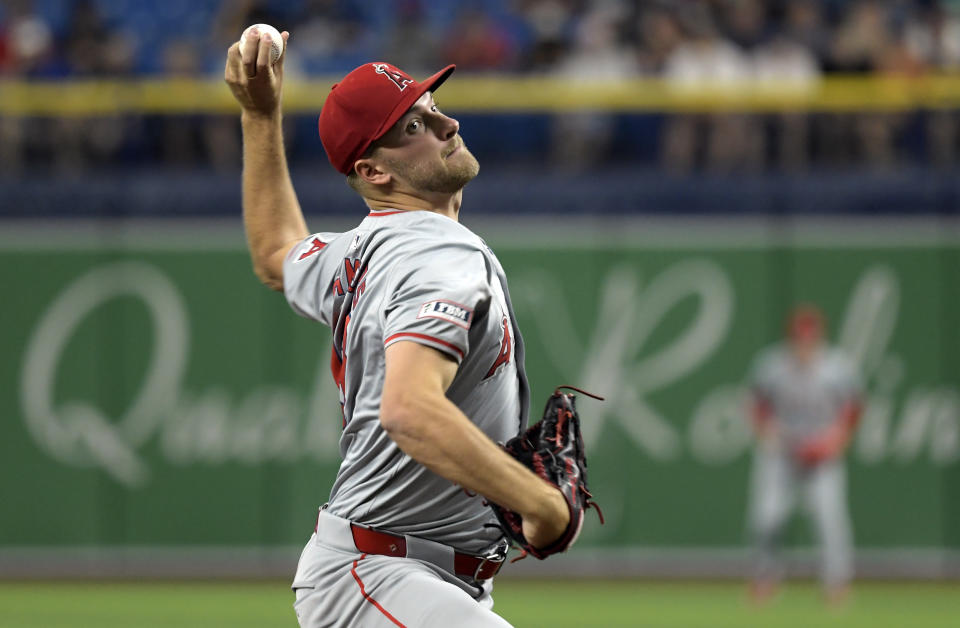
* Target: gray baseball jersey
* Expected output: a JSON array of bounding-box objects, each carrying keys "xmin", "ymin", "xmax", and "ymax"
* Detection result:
[
  {"xmin": 283, "ymin": 208, "xmax": 530, "ymax": 554},
  {"xmin": 750, "ymin": 344, "xmax": 861, "ymax": 447}
]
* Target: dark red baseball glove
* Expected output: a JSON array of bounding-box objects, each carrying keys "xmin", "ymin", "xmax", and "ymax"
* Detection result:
[{"xmin": 489, "ymin": 386, "xmax": 604, "ymax": 560}]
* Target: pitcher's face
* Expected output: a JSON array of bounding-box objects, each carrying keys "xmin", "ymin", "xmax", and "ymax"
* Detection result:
[{"xmin": 374, "ymin": 91, "xmax": 479, "ymax": 194}]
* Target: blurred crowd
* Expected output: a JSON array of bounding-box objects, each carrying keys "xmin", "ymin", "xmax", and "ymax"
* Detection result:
[
  {"xmin": 4, "ymin": 0, "xmax": 960, "ymax": 77},
  {"xmin": 2, "ymin": 0, "xmax": 960, "ymax": 174}
]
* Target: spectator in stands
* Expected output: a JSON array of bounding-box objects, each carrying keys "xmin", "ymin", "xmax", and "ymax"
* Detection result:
[
  {"xmin": 0, "ymin": 0, "xmax": 54, "ymax": 76},
  {"xmin": 550, "ymin": 1, "xmax": 638, "ymax": 170},
  {"xmin": 752, "ymin": 16, "xmax": 822, "ymax": 171},
  {"xmin": 159, "ymin": 38, "xmax": 238, "ymax": 172},
  {"xmin": 441, "ymin": 5, "xmax": 517, "ymax": 71},
  {"xmin": 50, "ymin": 0, "xmax": 137, "ymax": 174},
  {"xmin": 904, "ymin": 3, "xmax": 960, "ymax": 166},
  {"xmin": 160, "ymin": 39, "xmax": 204, "ymax": 166},
  {"xmin": 60, "ymin": 0, "xmax": 132, "ymax": 76},
  {"xmin": 0, "ymin": 0, "xmax": 56, "ymax": 177},
  {"xmin": 782, "ymin": 0, "xmax": 831, "ymax": 65},
  {"xmin": 904, "ymin": 1, "xmax": 960, "ymax": 71},
  {"xmin": 829, "ymin": 0, "xmax": 891, "ymax": 73},
  {"xmin": 661, "ymin": 1, "xmax": 760, "ymax": 173},
  {"xmin": 724, "ymin": 0, "xmax": 769, "ymax": 51},
  {"xmin": 819, "ymin": 1, "xmax": 904, "ymax": 169},
  {"xmin": 635, "ymin": 5, "xmax": 682, "ymax": 74},
  {"xmin": 514, "ymin": 0, "xmax": 577, "ymax": 72}
]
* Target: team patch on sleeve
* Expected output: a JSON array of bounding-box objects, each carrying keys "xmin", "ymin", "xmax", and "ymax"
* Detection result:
[{"xmin": 416, "ymin": 300, "xmax": 473, "ymax": 329}]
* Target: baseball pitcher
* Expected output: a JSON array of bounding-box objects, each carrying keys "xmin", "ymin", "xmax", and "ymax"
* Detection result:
[{"xmin": 224, "ymin": 27, "xmax": 597, "ymax": 628}]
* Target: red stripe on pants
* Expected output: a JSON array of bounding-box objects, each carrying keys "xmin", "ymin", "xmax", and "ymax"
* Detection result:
[{"xmin": 351, "ymin": 553, "xmax": 407, "ymax": 627}]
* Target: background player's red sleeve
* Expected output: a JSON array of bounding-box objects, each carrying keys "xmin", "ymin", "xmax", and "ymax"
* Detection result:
[{"xmin": 751, "ymin": 392, "xmax": 775, "ymax": 434}]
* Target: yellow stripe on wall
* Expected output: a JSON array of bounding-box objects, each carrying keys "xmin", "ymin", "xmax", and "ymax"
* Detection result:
[{"xmin": 2, "ymin": 75, "xmax": 960, "ymax": 116}]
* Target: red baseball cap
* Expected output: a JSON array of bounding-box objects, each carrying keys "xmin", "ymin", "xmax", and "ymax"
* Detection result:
[{"xmin": 318, "ymin": 62, "xmax": 456, "ymax": 175}]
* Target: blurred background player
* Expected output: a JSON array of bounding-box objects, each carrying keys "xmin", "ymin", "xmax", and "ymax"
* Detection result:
[{"xmin": 746, "ymin": 305, "xmax": 864, "ymax": 604}]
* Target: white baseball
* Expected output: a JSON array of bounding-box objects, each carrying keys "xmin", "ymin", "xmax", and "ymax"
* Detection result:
[{"xmin": 240, "ymin": 23, "xmax": 284, "ymax": 65}]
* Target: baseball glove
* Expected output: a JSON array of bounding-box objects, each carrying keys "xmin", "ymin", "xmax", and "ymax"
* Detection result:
[{"xmin": 489, "ymin": 386, "xmax": 604, "ymax": 561}]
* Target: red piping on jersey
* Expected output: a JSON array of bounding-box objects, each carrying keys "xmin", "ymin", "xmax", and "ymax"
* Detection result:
[
  {"xmin": 384, "ymin": 332, "xmax": 465, "ymax": 359},
  {"xmin": 367, "ymin": 210, "xmax": 407, "ymax": 217},
  {"xmin": 351, "ymin": 554, "xmax": 407, "ymax": 627}
]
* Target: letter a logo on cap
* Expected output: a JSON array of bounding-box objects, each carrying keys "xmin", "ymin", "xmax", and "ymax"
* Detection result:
[{"xmin": 372, "ymin": 63, "xmax": 413, "ymax": 91}]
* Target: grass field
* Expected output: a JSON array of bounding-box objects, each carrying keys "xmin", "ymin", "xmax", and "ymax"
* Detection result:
[{"xmin": 1, "ymin": 579, "xmax": 957, "ymax": 627}]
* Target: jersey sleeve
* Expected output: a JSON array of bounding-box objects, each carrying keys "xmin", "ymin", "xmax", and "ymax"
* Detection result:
[
  {"xmin": 283, "ymin": 231, "xmax": 344, "ymax": 326},
  {"xmin": 381, "ymin": 247, "xmax": 490, "ymax": 363},
  {"xmin": 833, "ymin": 352, "xmax": 864, "ymax": 401}
]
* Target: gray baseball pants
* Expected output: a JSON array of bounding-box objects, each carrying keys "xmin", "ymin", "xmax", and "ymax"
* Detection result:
[
  {"xmin": 748, "ymin": 448, "xmax": 854, "ymax": 588},
  {"xmin": 292, "ymin": 510, "xmax": 513, "ymax": 627}
]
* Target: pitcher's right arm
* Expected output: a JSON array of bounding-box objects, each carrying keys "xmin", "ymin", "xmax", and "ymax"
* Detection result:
[{"xmin": 224, "ymin": 27, "xmax": 307, "ymax": 291}]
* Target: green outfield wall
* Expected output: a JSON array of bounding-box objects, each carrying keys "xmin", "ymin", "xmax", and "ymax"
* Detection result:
[{"xmin": 1, "ymin": 221, "xmax": 957, "ymax": 557}]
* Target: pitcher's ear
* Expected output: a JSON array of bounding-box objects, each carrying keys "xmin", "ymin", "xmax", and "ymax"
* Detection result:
[{"xmin": 355, "ymin": 158, "xmax": 392, "ymax": 186}]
